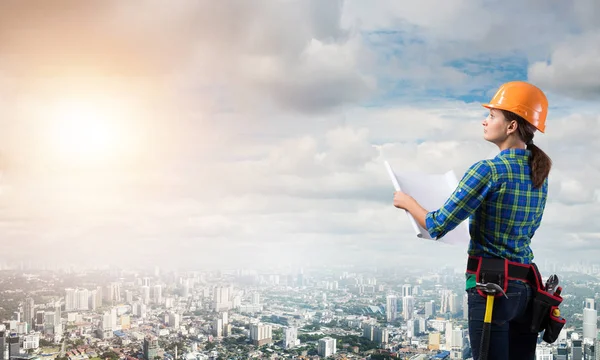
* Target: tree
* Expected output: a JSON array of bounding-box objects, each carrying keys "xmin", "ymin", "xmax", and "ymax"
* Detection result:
[
  {"xmin": 39, "ymin": 339, "xmax": 54, "ymax": 347},
  {"xmin": 272, "ymin": 329, "xmax": 283, "ymax": 341}
]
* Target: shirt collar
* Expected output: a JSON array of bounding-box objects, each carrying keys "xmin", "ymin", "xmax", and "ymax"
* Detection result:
[{"xmin": 496, "ymin": 148, "xmax": 530, "ymax": 159}]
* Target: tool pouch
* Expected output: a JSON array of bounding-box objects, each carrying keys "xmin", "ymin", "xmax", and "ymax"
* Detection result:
[
  {"xmin": 528, "ymin": 264, "xmax": 565, "ymax": 343},
  {"xmin": 542, "ymin": 306, "xmax": 566, "ymax": 343},
  {"xmin": 475, "ymin": 257, "xmax": 508, "ymax": 298}
]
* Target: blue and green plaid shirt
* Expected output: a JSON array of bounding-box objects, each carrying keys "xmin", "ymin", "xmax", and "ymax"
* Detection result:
[{"xmin": 425, "ymin": 148, "xmax": 548, "ymax": 266}]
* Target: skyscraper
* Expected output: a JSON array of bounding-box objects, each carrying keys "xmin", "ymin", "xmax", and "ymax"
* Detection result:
[
  {"xmin": 152, "ymin": 285, "xmax": 162, "ymax": 304},
  {"xmin": 425, "ymin": 300, "xmax": 435, "ymax": 318},
  {"xmin": 23, "ymin": 298, "xmax": 34, "ymax": 332},
  {"xmin": 143, "ymin": 336, "xmax": 158, "ymax": 360},
  {"xmin": 318, "ymin": 337, "xmax": 337, "ymax": 357},
  {"xmin": 583, "ymin": 298, "xmax": 597, "ymax": 342},
  {"xmin": 141, "ymin": 286, "xmax": 150, "ymax": 305},
  {"xmin": 386, "ymin": 295, "xmax": 397, "ymax": 322},
  {"xmin": 402, "ymin": 284, "xmax": 412, "ymax": 297},
  {"xmin": 213, "ymin": 286, "xmax": 231, "ymax": 311},
  {"xmin": 283, "ymin": 327, "xmax": 298, "ymax": 349},
  {"xmin": 250, "ymin": 323, "xmax": 273, "ymax": 346},
  {"xmin": 65, "ymin": 289, "xmax": 77, "ymax": 311},
  {"xmin": 403, "ymin": 296, "xmax": 415, "ymax": 320}
]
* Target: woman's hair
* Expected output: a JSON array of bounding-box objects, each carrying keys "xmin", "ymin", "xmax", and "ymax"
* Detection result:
[{"xmin": 501, "ymin": 109, "xmax": 552, "ymax": 189}]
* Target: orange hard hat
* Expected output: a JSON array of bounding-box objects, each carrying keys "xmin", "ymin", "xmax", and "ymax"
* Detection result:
[{"xmin": 482, "ymin": 81, "xmax": 548, "ymax": 133}]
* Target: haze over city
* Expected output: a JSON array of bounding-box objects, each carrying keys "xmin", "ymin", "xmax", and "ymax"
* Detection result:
[{"xmin": 1, "ymin": 2, "xmax": 600, "ymax": 360}]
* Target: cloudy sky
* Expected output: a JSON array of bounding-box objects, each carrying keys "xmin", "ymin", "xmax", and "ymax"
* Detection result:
[{"xmin": 0, "ymin": 0, "xmax": 598, "ymax": 270}]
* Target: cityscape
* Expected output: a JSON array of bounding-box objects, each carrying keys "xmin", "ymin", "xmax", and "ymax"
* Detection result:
[
  {"xmin": 1, "ymin": 261, "xmax": 599, "ymax": 360},
  {"xmin": 1, "ymin": 1, "xmax": 599, "ymax": 360}
]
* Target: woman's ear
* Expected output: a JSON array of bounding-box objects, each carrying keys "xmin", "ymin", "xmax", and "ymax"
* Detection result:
[{"xmin": 506, "ymin": 120, "xmax": 518, "ymax": 135}]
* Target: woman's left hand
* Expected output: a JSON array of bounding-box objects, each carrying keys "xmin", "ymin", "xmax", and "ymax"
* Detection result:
[{"xmin": 393, "ymin": 191, "xmax": 414, "ymax": 210}]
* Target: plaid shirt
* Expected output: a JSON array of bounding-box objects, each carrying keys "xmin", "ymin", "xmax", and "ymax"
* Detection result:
[{"xmin": 425, "ymin": 148, "xmax": 548, "ymax": 264}]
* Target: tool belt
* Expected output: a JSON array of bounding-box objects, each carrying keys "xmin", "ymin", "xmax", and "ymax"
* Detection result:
[{"xmin": 467, "ymin": 255, "xmax": 566, "ymax": 343}]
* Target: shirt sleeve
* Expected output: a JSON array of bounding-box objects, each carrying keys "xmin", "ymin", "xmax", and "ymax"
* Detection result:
[{"xmin": 425, "ymin": 160, "xmax": 495, "ymax": 239}]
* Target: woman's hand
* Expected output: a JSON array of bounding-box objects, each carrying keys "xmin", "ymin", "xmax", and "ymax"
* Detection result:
[
  {"xmin": 393, "ymin": 191, "xmax": 415, "ymax": 210},
  {"xmin": 393, "ymin": 191, "xmax": 428, "ymax": 229}
]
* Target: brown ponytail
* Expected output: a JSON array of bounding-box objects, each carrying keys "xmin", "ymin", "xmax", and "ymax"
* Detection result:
[{"xmin": 501, "ymin": 110, "xmax": 552, "ymax": 189}]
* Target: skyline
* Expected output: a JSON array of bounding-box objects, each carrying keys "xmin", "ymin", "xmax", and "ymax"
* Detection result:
[{"xmin": 0, "ymin": 1, "xmax": 598, "ymax": 268}]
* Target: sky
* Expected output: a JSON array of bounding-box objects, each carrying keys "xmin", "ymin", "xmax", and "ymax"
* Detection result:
[{"xmin": 0, "ymin": 0, "xmax": 598, "ymax": 270}]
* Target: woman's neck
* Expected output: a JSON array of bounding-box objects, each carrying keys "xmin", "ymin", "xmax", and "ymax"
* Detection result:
[{"xmin": 497, "ymin": 137, "xmax": 526, "ymax": 151}]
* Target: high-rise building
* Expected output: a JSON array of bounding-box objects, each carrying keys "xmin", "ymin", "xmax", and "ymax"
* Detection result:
[
  {"xmin": 143, "ymin": 336, "xmax": 158, "ymax": 360},
  {"xmin": 152, "ymin": 285, "xmax": 162, "ymax": 304},
  {"xmin": 318, "ymin": 337, "xmax": 337, "ymax": 357},
  {"xmin": 35, "ymin": 311, "xmax": 45, "ymax": 329},
  {"xmin": 89, "ymin": 290, "xmax": 97, "ymax": 310},
  {"xmin": 23, "ymin": 298, "xmax": 35, "ymax": 332},
  {"xmin": 374, "ymin": 328, "xmax": 389, "ymax": 345},
  {"xmin": 95, "ymin": 286, "xmax": 103, "ymax": 307},
  {"xmin": 213, "ymin": 286, "xmax": 231, "ymax": 311},
  {"xmin": 213, "ymin": 319, "xmax": 223, "ymax": 338},
  {"xmin": 113, "ymin": 283, "xmax": 122, "ymax": 302},
  {"xmin": 440, "ymin": 290, "xmax": 454, "ymax": 314},
  {"xmin": 535, "ymin": 344, "xmax": 553, "ymax": 360},
  {"xmin": 406, "ymin": 320, "xmax": 417, "ymax": 338},
  {"xmin": 402, "ymin": 284, "xmax": 412, "ymax": 297},
  {"xmin": 0, "ymin": 331, "xmax": 6, "ymax": 360},
  {"xmin": 252, "ymin": 292, "xmax": 260, "ymax": 305},
  {"xmin": 572, "ymin": 333, "xmax": 583, "ymax": 360},
  {"xmin": 65, "ymin": 288, "xmax": 77, "ymax": 311},
  {"xmin": 403, "ymin": 296, "xmax": 415, "ymax": 320},
  {"xmin": 425, "ymin": 300, "xmax": 435, "ymax": 319},
  {"xmin": 104, "ymin": 283, "xmax": 121, "ymax": 304},
  {"xmin": 386, "ymin": 295, "xmax": 397, "ymax": 322},
  {"xmin": 250, "ymin": 323, "xmax": 272, "ymax": 346},
  {"xmin": 450, "ymin": 328, "xmax": 464, "ymax": 359},
  {"xmin": 77, "ymin": 289, "xmax": 89, "ymax": 311},
  {"xmin": 583, "ymin": 341, "xmax": 595, "ymax": 360},
  {"xmin": 362, "ymin": 324, "xmax": 375, "ymax": 341},
  {"xmin": 44, "ymin": 312, "xmax": 57, "ymax": 335},
  {"xmin": 125, "ymin": 290, "xmax": 133, "ymax": 304},
  {"xmin": 584, "ymin": 298, "xmax": 597, "ymax": 342},
  {"xmin": 9, "ymin": 334, "xmax": 20, "ymax": 358},
  {"xmin": 445, "ymin": 321, "xmax": 453, "ymax": 348},
  {"xmin": 168, "ymin": 312, "xmax": 179, "ymax": 328},
  {"xmin": 449, "ymin": 293, "xmax": 459, "ymax": 314},
  {"xmin": 283, "ymin": 327, "xmax": 298, "ymax": 349},
  {"xmin": 65, "ymin": 288, "xmax": 93, "ymax": 311},
  {"xmin": 141, "ymin": 286, "xmax": 150, "ymax": 305}
]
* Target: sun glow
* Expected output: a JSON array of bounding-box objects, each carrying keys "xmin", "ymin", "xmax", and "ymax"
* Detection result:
[{"xmin": 50, "ymin": 98, "xmax": 130, "ymax": 164}]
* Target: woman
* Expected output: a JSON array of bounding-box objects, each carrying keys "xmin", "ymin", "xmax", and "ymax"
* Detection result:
[{"xmin": 393, "ymin": 81, "xmax": 552, "ymax": 360}]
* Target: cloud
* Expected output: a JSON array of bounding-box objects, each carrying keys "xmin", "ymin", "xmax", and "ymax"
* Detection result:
[
  {"xmin": 0, "ymin": 1, "xmax": 599, "ymax": 268},
  {"xmin": 0, "ymin": 0, "xmax": 374, "ymax": 114},
  {"xmin": 528, "ymin": 31, "xmax": 600, "ymax": 100}
]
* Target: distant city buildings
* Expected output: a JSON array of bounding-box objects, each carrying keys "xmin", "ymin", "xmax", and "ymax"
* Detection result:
[
  {"xmin": 318, "ymin": 337, "xmax": 337, "ymax": 357},
  {"xmin": 583, "ymin": 298, "xmax": 597, "ymax": 342},
  {"xmin": 143, "ymin": 336, "xmax": 158, "ymax": 360},
  {"xmin": 385, "ymin": 295, "xmax": 397, "ymax": 322},
  {"xmin": 283, "ymin": 326, "xmax": 299, "ymax": 349},
  {"xmin": 0, "ymin": 264, "xmax": 593, "ymax": 359},
  {"xmin": 250, "ymin": 323, "xmax": 272, "ymax": 346}
]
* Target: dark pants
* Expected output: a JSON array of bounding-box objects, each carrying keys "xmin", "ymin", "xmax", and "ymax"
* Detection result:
[{"xmin": 467, "ymin": 280, "xmax": 538, "ymax": 360}]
